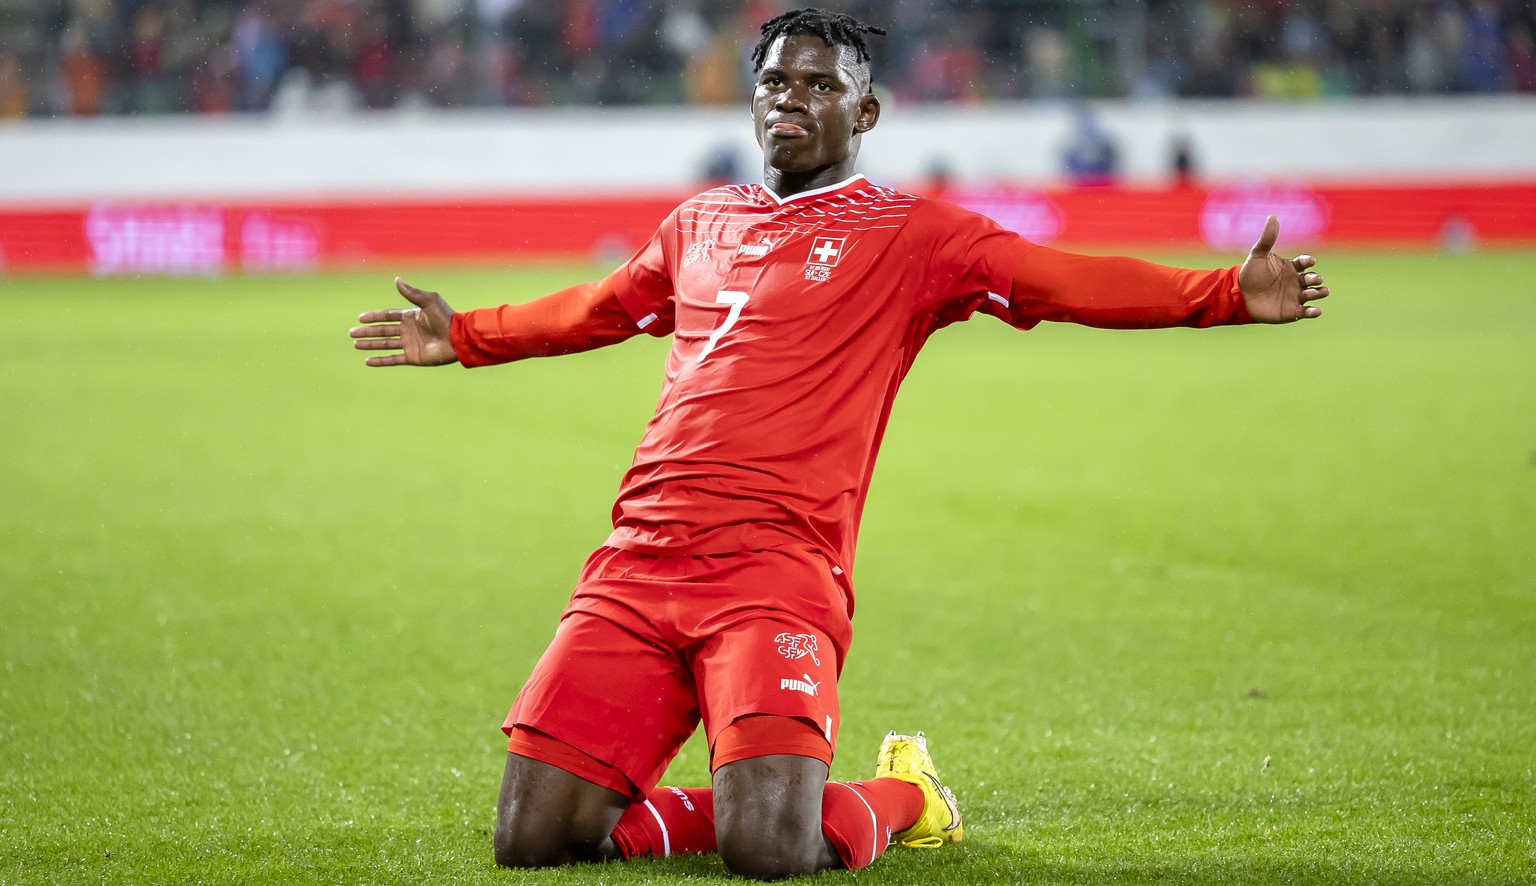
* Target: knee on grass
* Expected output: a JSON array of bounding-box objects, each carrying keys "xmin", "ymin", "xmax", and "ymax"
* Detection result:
[
  {"xmin": 716, "ymin": 818, "xmax": 833, "ymax": 880},
  {"xmin": 492, "ymin": 818, "xmax": 611, "ymax": 869}
]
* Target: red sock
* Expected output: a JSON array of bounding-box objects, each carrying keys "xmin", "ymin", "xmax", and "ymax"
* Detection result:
[
  {"xmin": 610, "ymin": 778, "xmax": 923, "ymax": 870},
  {"xmin": 820, "ymin": 778, "xmax": 924, "ymax": 869},
  {"xmin": 610, "ymin": 786, "xmax": 717, "ymax": 858}
]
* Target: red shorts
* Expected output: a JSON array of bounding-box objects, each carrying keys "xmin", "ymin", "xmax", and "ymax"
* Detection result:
[{"xmin": 503, "ymin": 544, "xmax": 853, "ymax": 799}]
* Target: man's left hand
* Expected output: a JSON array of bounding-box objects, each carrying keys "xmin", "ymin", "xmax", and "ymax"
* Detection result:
[{"xmin": 1238, "ymin": 215, "xmax": 1330, "ymax": 324}]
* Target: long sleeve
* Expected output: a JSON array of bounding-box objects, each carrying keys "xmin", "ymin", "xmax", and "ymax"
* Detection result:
[
  {"xmin": 450, "ymin": 208, "xmax": 680, "ymax": 367},
  {"xmin": 449, "ymin": 275, "xmax": 642, "ymax": 368},
  {"xmin": 918, "ymin": 199, "xmax": 1253, "ymax": 333},
  {"xmin": 1007, "ymin": 245, "xmax": 1252, "ymax": 329}
]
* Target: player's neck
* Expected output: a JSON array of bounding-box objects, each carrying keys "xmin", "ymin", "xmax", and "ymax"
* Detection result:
[{"xmin": 762, "ymin": 163, "xmax": 861, "ymax": 202}]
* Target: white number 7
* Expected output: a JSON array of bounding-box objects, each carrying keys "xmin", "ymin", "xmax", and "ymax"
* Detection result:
[{"xmin": 697, "ymin": 289, "xmax": 750, "ymax": 362}]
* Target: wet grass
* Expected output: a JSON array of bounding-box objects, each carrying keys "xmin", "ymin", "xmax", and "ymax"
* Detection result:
[{"xmin": 2, "ymin": 251, "xmax": 1533, "ymax": 883}]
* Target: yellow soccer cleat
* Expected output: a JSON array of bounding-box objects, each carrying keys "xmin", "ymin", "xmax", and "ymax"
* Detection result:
[{"xmin": 875, "ymin": 731, "xmax": 963, "ymax": 848}]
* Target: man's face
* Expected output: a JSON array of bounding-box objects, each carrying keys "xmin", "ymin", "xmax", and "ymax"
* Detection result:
[{"xmin": 752, "ymin": 34, "xmax": 879, "ymax": 177}]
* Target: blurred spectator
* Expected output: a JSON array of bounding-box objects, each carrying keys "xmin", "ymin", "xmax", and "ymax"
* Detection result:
[
  {"xmin": 1407, "ymin": 3, "xmax": 1465, "ymax": 92},
  {"xmin": 1251, "ymin": 1, "xmax": 1331, "ymax": 98},
  {"xmin": 1170, "ymin": 131, "xmax": 1197, "ymax": 188},
  {"xmin": 1061, "ymin": 104, "xmax": 1118, "ymax": 187},
  {"xmin": 0, "ymin": 51, "xmax": 27, "ymax": 119},
  {"xmin": 1026, "ymin": 26, "xmax": 1075, "ymax": 100},
  {"xmin": 421, "ymin": 25, "xmax": 471, "ymax": 106},
  {"xmin": 231, "ymin": 1, "xmax": 287, "ymax": 111},
  {"xmin": 681, "ymin": 19, "xmax": 745, "ymax": 105},
  {"xmin": 1511, "ymin": 21, "xmax": 1536, "ymax": 92},
  {"xmin": 904, "ymin": 14, "xmax": 986, "ymax": 103},
  {"xmin": 9, "ymin": 0, "xmax": 1536, "ymax": 118},
  {"xmin": 1459, "ymin": 0, "xmax": 1509, "ymax": 91},
  {"xmin": 699, "ymin": 140, "xmax": 743, "ymax": 185},
  {"xmin": 1181, "ymin": 1, "xmax": 1239, "ymax": 97},
  {"xmin": 354, "ymin": 14, "xmax": 399, "ymax": 108},
  {"xmin": 125, "ymin": 4, "xmax": 172, "ymax": 112},
  {"xmin": 58, "ymin": 25, "xmax": 107, "ymax": 115}
]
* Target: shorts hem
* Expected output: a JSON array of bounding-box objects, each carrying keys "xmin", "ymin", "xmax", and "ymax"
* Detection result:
[
  {"xmin": 506, "ymin": 725, "xmax": 643, "ymax": 801},
  {"xmin": 710, "ymin": 714, "xmax": 833, "ymax": 772}
]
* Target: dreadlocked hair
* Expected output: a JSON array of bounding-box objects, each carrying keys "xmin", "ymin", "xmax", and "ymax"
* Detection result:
[{"xmin": 751, "ymin": 7, "xmax": 887, "ymax": 72}]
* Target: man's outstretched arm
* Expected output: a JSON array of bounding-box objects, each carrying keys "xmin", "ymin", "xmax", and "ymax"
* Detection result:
[
  {"xmin": 1003, "ymin": 215, "xmax": 1329, "ymax": 329},
  {"xmin": 350, "ymin": 275, "xmax": 643, "ymax": 368}
]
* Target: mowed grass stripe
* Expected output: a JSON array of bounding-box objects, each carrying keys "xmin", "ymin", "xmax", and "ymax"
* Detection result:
[{"xmin": 2, "ymin": 252, "xmax": 1532, "ymax": 884}]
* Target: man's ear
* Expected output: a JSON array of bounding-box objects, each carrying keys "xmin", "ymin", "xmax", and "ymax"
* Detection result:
[{"xmin": 854, "ymin": 91, "xmax": 881, "ymax": 134}]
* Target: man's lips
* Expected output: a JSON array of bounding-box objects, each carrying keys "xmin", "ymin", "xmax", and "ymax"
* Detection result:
[{"xmin": 769, "ymin": 121, "xmax": 810, "ymax": 137}]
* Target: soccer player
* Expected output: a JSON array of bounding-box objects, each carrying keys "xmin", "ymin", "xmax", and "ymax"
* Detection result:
[{"xmin": 350, "ymin": 8, "xmax": 1329, "ymax": 880}]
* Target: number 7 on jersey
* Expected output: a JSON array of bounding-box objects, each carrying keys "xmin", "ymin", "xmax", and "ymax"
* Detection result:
[{"xmin": 697, "ymin": 290, "xmax": 750, "ymax": 363}]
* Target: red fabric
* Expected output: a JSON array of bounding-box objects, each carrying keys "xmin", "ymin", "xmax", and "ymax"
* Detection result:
[
  {"xmin": 452, "ymin": 176, "xmax": 1246, "ymax": 576},
  {"xmin": 505, "ymin": 724, "xmax": 638, "ymax": 799},
  {"xmin": 1008, "ymin": 253, "xmax": 1248, "ymax": 329},
  {"xmin": 449, "ymin": 277, "xmax": 638, "ymax": 366},
  {"xmin": 712, "ymin": 714, "xmax": 832, "ymax": 770},
  {"xmin": 504, "ymin": 546, "xmax": 849, "ymax": 796},
  {"xmin": 610, "ymin": 777, "xmax": 924, "ymax": 870},
  {"xmin": 504, "ymin": 716, "xmax": 844, "ymax": 803},
  {"xmin": 611, "ymin": 786, "xmax": 718, "ymax": 859},
  {"xmin": 820, "ymin": 778, "xmax": 924, "ymax": 870}
]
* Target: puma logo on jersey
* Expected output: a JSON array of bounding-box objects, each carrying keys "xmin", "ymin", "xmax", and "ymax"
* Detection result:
[
  {"xmin": 736, "ymin": 239, "xmax": 776, "ymax": 257},
  {"xmin": 781, "ymin": 674, "xmax": 821, "ymax": 697}
]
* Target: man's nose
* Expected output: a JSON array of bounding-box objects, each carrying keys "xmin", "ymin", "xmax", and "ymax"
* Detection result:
[{"xmin": 775, "ymin": 86, "xmax": 809, "ymax": 111}]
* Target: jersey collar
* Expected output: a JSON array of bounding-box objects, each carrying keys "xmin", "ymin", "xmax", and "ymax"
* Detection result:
[{"xmin": 761, "ymin": 174, "xmax": 868, "ymax": 206}]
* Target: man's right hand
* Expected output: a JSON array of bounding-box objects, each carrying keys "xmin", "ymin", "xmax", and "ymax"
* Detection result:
[{"xmin": 350, "ymin": 278, "xmax": 459, "ymax": 367}]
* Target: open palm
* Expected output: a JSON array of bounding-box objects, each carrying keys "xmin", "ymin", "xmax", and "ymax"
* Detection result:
[
  {"xmin": 349, "ymin": 278, "xmax": 459, "ymax": 367},
  {"xmin": 1238, "ymin": 216, "xmax": 1330, "ymax": 324}
]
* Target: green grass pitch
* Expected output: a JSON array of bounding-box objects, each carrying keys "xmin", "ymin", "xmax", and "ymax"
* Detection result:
[{"xmin": 2, "ymin": 251, "xmax": 1533, "ymax": 884}]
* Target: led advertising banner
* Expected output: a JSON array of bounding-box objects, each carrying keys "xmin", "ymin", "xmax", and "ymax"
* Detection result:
[{"xmin": 2, "ymin": 183, "xmax": 1531, "ymax": 276}]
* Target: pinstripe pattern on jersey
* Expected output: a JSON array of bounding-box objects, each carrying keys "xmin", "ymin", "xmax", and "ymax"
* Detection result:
[{"xmin": 673, "ymin": 180, "xmax": 920, "ymax": 248}]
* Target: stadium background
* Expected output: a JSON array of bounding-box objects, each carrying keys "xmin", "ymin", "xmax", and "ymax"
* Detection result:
[
  {"xmin": 3, "ymin": 2, "xmax": 1535, "ymax": 884},
  {"xmin": 2, "ymin": 0, "xmax": 1535, "ymax": 272}
]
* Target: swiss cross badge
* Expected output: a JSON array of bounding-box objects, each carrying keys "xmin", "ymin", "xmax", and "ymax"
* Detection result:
[
  {"xmin": 774, "ymin": 631, "xmax": 822, "ymax": 666},
  {"xmin": 804, "ymin": 236, "xmax": 845, "ymax": 282},
  {"xmin": 806, "ymin": 236, "xmax": 845, "ymax": 267}
]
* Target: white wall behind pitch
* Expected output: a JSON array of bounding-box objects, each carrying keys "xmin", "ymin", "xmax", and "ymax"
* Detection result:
[{"xmin": 2, "ymin": 97, "xmax": 1533, "ymax": 203}]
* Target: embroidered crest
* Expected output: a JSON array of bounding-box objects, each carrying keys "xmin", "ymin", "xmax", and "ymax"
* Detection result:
[
  {"xmin": 774, "ymin": 632, "xmax": 822, "ymax": 666},
  {"xmin": 683, "ymin": 238, "xmax": 716, "ymax": 267}
]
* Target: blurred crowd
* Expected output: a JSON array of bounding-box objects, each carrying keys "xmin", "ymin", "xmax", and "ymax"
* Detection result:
[{"xmin": 1, "ymin": 0, "xmax": 1533, "ymax": 119}]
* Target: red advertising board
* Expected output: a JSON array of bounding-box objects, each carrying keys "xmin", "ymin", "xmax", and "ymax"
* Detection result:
[{"xmin": 1, "ymin": 182, "xmax": 1531, "ymax": 276}]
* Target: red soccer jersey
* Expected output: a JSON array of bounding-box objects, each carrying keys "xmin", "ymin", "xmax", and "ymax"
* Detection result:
[{"xmin": 452, "ymin": 175, "xmax": 1249, "ymax": 577}]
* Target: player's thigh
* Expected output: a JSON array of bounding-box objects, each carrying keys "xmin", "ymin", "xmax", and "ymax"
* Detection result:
[
  {"xmin": 691, "ymin": 616, "xmax": 844, "ymax": 757},
  {"xmin": 507, "ymin": 611, "xmax": 701, "ymax": 794}
]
